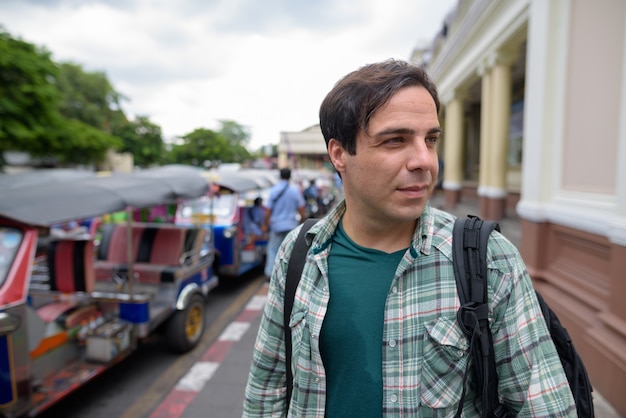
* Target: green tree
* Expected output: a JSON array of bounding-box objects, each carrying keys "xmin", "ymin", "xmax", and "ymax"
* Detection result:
[
  {"xmin": 56, "ymin": 63, "xmax": 167, "ymax": 167},
  {"xmin": 217, "ymin": 119, "xmax": 252, "ymax": 162},
  {"xmin": 167, "ymin": 124, "xmax": 257, "ymax": 166},
  {"xmin": 229, "ymin": 143, "xmax": 252, "ymax": 162},
  {"xmin": 218, "ymin": 119, "xmax": 250, "ymax": 146},
  {"xmin": 168, "ymin": 128, "xmax": 230, "ymax": 166},
  {"xmin": 0, "ymin": 30, "xmax": 121, "ymax": 166},
  {"xmin": 51, "ymin": 119, "xmax": 122, "ymax": 164},
  {"xmin": 0, "ymin": 30, "xmax": 62, "ymax": 161},
  {"xmin": 114, "ymin": 116, "xmax": 164, "ymax": 167},
  {"xmin": 56, "ymin": 62, "xmax": 125, "ymax": 132}
]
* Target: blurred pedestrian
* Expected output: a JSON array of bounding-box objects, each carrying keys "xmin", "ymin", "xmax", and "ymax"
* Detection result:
[
  {"xmin": 244, "ymin": 197, "xmax": 266, "ymax": 248},
  {"xmin": 303, "ymin": 178, "xmax": 320, "ymax": 218},
  {"xmin": 262, "ymin": 167, "xmax": 306, "ymax": 279}
]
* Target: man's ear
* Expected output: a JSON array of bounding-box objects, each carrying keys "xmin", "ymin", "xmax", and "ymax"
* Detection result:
[{"xmin": 328, "ymin": 138, "xmax": 346, "ymax": 174}]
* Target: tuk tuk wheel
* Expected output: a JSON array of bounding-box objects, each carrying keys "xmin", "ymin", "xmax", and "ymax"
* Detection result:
[{"xmin": 166, "ymin": 293, "xmax": 206, "ymax": 353}]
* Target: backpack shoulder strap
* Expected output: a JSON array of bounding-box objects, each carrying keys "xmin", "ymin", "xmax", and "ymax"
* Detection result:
[
  {"xmin": 271, "ymin": 183, "xmax": 290, "ymax": 206},
  {"xmin": 453, "ymin": 215, "xmax": 500, "ymax": 304},
  {"xmin": 284, "ymin": 218, "xmax": 318, "ymax": 406},
  {"xmin": 453, "ymin": 215, "xmax": 509, "ymax": 418}
]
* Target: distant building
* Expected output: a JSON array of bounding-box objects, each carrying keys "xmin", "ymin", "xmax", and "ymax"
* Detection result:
[
  {"xmin": 419, "ymin": 0, "xmax": 626, "ymax": 414},
  {"xmin": 99, "ymin": 149, "xmax": 134, "ymax": 173},
  {"xmin": 278, "ymin": 125, "xmax": 333, "ymax": 171}
]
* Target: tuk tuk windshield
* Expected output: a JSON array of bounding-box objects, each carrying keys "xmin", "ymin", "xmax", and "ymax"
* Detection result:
[
  {"xmin": 0, "ymin": 227, "xmax": 23, "ymax": 287},
  {"xmin": 178, "ymin": 193, "xmax": 237, "ymax": 225}
]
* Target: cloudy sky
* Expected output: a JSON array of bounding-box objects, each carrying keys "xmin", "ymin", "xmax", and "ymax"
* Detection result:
[{"xmin": 1, "ymin": 0, "xmax": 456, "ymax": 149}]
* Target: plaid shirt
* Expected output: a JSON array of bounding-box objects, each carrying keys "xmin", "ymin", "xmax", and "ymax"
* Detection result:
[{"xmin": 243, "ymin": 201, "xmax": 576, "ymax": 417}]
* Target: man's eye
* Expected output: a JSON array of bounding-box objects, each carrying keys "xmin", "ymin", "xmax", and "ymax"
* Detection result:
[
  {"xmin": 426, "ymin": 136, "xmax": 440, "ymax": 145},
  {"xmin": 385, "ymin": 137, "xmax": 403, "ymax": 144}
]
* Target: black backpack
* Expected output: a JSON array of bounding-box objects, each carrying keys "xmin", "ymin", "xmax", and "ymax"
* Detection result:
[{"xmin": 453, "ymin": 215, "xmax": 594, "ymax": 417}]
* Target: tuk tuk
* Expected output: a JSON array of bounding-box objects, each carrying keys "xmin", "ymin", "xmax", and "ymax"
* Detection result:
[
  {"xmin": 0, "ymin": 165, "xmax": 217, "ymax": 417},
  {"xmin": 176, "ymin": 169, "xmax": 277, "ymax": 283}
]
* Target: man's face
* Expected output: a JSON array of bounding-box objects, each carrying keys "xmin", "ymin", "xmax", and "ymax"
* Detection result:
[{"xmin": 329, "ymin": 85, "xmax": 440, "ymax": 225}]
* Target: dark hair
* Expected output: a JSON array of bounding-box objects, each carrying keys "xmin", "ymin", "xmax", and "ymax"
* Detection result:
[
  {"xmin": 280, "ymin": 168, "xmax": 291, "ymax": 180},
  {"xmin": 319, "ymin": 59, "xmax": 440, "ymax": 155}
]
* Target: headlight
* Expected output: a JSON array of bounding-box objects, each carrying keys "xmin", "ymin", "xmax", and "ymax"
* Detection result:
[{"xmin": 223, "ymin": 226, "xmax": 237, "ymax": 239}]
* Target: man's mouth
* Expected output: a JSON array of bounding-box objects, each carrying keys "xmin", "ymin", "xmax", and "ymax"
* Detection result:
[{"xmin": 397, "ymin": 184, "xmax": 430, "ymax": 198}]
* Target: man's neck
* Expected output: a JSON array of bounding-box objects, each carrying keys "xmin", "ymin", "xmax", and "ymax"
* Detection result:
[{"xmin": 340, "ymin": 211, "xmax": 416, "ymax": 253}]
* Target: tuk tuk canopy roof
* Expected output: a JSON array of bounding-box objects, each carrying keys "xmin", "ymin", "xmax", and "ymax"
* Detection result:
[
  {"xmin": 0, "ymin": 165, "xmax": 209, "ymax": 226},
  {"xmin": 209, "ymin": 169, "xmax": 278, "ymax": 193},
  {"xmin": 0, "ymin": 169, "xmax": 95, "ymax": 190}
]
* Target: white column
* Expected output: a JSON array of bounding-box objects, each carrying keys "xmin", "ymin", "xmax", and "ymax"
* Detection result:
[
  {"xmin": 517, "ymin": 0, "xmax": 569, "ymax": 221},
  {"xmin": 477, "ymin": 63, "xmax": 492, "ymax": 198},
  {"xmin": 487, "ymin": 50, "xmax": 516, "ymax": 198},
  {"xmin": 609, "ymin": 6, "xmax": 626, "ymax": 246},
  {"xmin": 442, "ymin": 89, "xmax": 466, "ymax": 192}
]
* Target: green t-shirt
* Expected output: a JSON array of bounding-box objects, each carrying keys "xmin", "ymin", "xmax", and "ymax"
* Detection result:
[{"xmin": 320, "ymin": 221, "xmax": 406, "ymax": 417}]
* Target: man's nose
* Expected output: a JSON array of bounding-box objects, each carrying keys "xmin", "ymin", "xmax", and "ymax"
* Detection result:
[{"xmin": 406, "ymin": 139, "xmax": 431, "ymax": 171}]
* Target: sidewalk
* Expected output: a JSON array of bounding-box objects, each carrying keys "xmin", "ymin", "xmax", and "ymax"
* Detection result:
[
  {"xmin": 147, "ymin": 285, "xmax": 268, "ymax": 418},
  {"xmin": 180, "ymin": 290, "xmax": 267, "ymax": 418},
  {"xmin": 153, "ymin": 196, "xmax": 621, "ymax": 417}
]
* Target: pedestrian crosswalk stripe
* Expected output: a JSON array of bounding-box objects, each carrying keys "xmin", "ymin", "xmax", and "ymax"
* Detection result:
[
  {"xmin": 218, "ymin": 321, "xmax": 250, "ymax": 341},
  {"xmin": 245, "ymin": 294, "xmax": 267, "ymax": 311},
  {"xmin": 175, "ymin": 362, "xmax": 219, "ymax": 392}
]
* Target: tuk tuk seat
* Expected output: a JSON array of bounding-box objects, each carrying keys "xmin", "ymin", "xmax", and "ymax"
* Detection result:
[
  {"xmin": 36, "ymin": 238, "xmax": 96, "ymax": 324},
  {"xmin": 94, "ymin": 223, "xmax": 206, "ymax": 284},
  {"xmin": 47, "ymin": 238, "xmax": 95, "ymax": 293}
]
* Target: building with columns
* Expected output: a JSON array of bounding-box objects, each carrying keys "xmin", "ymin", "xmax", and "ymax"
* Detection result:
[{"xmin": 416, "ymin": 0, "xmax": 626, "ymax": 415}]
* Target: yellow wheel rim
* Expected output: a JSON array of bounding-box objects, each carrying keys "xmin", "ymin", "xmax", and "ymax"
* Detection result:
[{"xmin": 185, "ymin": 304, "xmax": 202, "ymax": 339}]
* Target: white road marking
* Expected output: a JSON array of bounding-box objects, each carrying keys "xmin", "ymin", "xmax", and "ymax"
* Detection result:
[
  {"xmin": 245, "ymin": 295, "xmax": 267, "ymax": 311},
  {"xmin": 218, "ymin": 321, "xmax": 250, "ymax": 341},
  {"xmin": 175, "ymin": 362, "xmax": 220, "ymax": 392}
]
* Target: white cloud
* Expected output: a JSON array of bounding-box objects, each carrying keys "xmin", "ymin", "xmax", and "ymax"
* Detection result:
[{"xmin": 1, "ymin": 0, "xmax": 456, "ymax": 149}]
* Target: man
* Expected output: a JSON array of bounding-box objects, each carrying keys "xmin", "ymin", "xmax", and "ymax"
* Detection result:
[
  {"xmin": 244, "ymin": 60, "xmax": 576, "ymax": 416},
  {"xmin": 303, "ymin": 178, "xmax": 320, "ymax": 218},
  {"xmin": 263, "ymin": 167, "xmax": 306, "ymax": 279},
  {"xmin": 244, "ymin": 197, "xmax": 266, "ymax": 248}
]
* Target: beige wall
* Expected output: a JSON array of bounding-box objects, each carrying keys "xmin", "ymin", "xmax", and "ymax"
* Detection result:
[
  {"xmin": 101, "ymin": 150, "xmax": 134, "ymax": 173},
  {"xmin": 420, "ymin": 0, "xmax": 626, "ymax": 414},
  {"xmin": 562, "ymin": 0, "xmax": 625, "ymax": 193}
]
